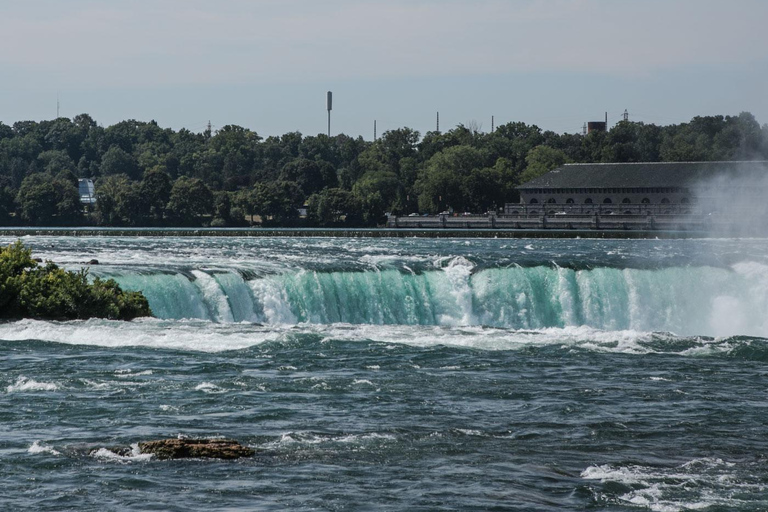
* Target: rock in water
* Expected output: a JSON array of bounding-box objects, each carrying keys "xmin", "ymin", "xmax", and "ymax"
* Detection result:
[{"xmin": 138, "ymin": 438, "xmax": 255, "ymax": 460}]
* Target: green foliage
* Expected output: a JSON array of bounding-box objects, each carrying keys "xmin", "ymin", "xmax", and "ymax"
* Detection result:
[
  {"xmin": 254, "ymin": 181, "xmax": 304, "ymax": 222},
  {"xmin": 139, "ymin": 168, "xmax": 173, "ymax": 222},
  {"xmin": 308, "ymin": 188, "xmax": 363, "ymax": 225},
  {"xmin": 0, "ymin": 111, "xmax": 766, "ymax": 226},
  {"xmin": 519, "ymin": 145, "xmax": 571, "ymax": 184},
  {"xmin": 101, "ymin": 145, "xmax": 140, "ymax": 180},
  {"xmin": 0, "ymin": 241, "xmax": 151, "ymax": 320},
  {"xmin": 15, "ymin": 172, "xmax": 82, "ymax": 225},
  {"xmin": 166, "ymin": 176, "xmax": 214, "ymax": 225}
]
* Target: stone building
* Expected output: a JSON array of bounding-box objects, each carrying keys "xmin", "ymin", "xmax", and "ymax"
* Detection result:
[{"xmin": 507, "ymin": 161, "xmax": 767, "ymax": 216}]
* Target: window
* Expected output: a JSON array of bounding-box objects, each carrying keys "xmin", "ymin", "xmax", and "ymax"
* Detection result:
[
  {"xmin": 603, "ymin": 198, "xmax": 613, "ymax": 204},
  {"xmin": 566, "ymin": 198, "xmax": 575, "ymax": 204},
  {"xmin": 547, "ymin": 198, "xmax": 557, "ymax": 204},
  {"xmin": 530, "ymin": 198, "xmax": 539, "ymax": 204},
  {"xmin": 584, "ymin": 198, "xmax": 593, "ymax": 204},
  {"xmin": 622, "ymin": 198, "xmax": 631, "ymax": 204},
  {"xmin": 681, "ymin": 198, "xmax": 690, "ymax": 204},
  {"xmin": 641, "ymin": 198, "xmax": 650, "ymax": 204},
  {"xmin": 661, "ymin": 198, "xmax": 670, "ymax": 204}
]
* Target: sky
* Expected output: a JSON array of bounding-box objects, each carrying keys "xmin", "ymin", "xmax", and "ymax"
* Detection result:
[{"xmin": 0, "ymin": 0, "xmax": 766, "ymax": 138}]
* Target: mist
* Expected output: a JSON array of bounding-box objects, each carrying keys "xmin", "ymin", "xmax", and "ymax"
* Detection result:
[{"xmin": 691, "ymin": 161, "xmax": 768, "ymax": 237}]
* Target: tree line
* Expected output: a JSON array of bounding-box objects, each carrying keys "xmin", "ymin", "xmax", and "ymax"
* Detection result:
[{"xmin": 0, "ymin": 112, "xmax": 765, "ymax": 227}]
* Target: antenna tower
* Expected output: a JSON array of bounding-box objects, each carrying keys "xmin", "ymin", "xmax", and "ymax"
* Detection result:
[
  {"xmin": 374, "ymin": 120, "xmax": 377, "ymax": 141},
  {"xmin": 436, "ymin": 112, "xmax": 440, "ymax": 133},
  {"xmin": 326, "ymin": 91, "xmax": 333, "ymax": 137},
  {"xmin": 623, "ymin": 109, "xmax": 629, "ymax": 122},
  {"xmin": 491, "ymin": 116, "xmax": 494, "ymax": 132}
]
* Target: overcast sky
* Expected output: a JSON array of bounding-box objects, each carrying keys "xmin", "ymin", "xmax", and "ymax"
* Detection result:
[{"xmin": 0, "ymin": 0, "xmax": 766, "ymax": 138}]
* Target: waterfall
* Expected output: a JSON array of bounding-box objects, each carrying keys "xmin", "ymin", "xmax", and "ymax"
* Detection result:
[{"xmin": 111, "ymin": 261, "xmax": 768, "ymax": 337}]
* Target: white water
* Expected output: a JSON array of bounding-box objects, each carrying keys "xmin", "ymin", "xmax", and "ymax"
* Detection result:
[{"xmin": 105, "ymin": 260, "xmax": 768, "ymax": 338}]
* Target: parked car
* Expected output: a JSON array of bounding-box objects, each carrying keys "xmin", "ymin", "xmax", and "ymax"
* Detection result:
[{"xmin": 408, "ymin": 213, "xmax": 420, "ymax": 217}]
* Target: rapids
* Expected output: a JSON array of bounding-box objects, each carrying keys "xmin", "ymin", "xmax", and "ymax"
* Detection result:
[{"xmin": 3, "ymin": 235, "xmax": 768, "ymax": 511}]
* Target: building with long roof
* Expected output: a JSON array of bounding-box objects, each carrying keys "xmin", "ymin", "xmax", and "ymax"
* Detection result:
[{"xmin": 507, "ymin": 161, "xmax": 768, "ymax": 216}]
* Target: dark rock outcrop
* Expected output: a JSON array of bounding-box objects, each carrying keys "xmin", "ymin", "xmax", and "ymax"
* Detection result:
[{"xmin": 138, "ymin": 438, "xmax": 255, "ymax": 460}]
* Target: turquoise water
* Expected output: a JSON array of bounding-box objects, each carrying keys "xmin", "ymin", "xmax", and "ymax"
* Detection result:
[{"xmin": 2, "ymin": 236, "xmax": 768, "ymax": 511}]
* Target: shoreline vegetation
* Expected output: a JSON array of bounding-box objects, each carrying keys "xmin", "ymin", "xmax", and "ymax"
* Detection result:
[
  {"xmin": 0, "ymin": 241, "xmax": 151, "ymax": 321},
  {"xmin": 0, "ymin": 112, "xmax": 765, "ymax": 229}
]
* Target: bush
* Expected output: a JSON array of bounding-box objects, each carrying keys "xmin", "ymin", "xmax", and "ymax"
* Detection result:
[{"xmin": 0, "ymin": 241, "xmax": 152, "ymax": 320}]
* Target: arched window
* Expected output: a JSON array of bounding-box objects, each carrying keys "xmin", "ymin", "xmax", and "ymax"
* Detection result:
[
  {"xmin": 511, "ymin": 210, "xmax": 519, "ymax": 215},
  {"xmin": 622, "ymin": 198, "xmax": 631, "ymax": 204},
  {"xmin": 661, "ymin": 198, "xmax": 670, "ymax": 204},
  {"xmin": 624, "ymin": 210, "xmax": 632, "ymax": 215},
  {"xmin": 530, "ymin": 198, "xmax": 539, "ymax": 204},
  {"xmin": 529, "ymin": 210, "xmax": 538, "ymax": 215},
  {"xmin": 566, "ymin": 198, "xmax": 575, "ymax": 204},
  {"xmin": 547, "ymin": 198, "xmax": 557, "ymax": 204},
  {"xmin": 603, "ymin": 198, "xmax": 613, "ymax": 204},
  {"xmin": 681, "ymin": 198, "xmax": 690, "ymax": 204},
  {"xmin": 641, "ymin": 198, "xmax": 651, "ymax": 204},
  {"xmin": 548, "ymin": 210, "xmax": 556, "ymax": 215},
  {"xmin": 584, "ymin": 198, "xmax": 593, "ymax": 204}
]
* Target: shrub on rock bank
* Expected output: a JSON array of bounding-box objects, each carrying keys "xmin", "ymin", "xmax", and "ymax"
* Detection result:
[{"xmin": 0, "ymin": 241, "xmax": 152, "ymax": 320}]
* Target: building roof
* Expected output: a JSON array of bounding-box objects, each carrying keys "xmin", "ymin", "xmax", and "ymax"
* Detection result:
[{"xmin": 518, "ymin": 161, "xmax": 768, "ymax": 190}]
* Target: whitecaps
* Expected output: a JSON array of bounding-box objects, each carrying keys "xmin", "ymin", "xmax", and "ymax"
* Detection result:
[
  {"xmin": 265, "ymin": 431, "xmax": 396, "ymax": 449},
  {"xmin": 7, "ymin": 376, "xmax": 58, "ymax": 393},
  {"xmin": 582, "ymin": 458, "xmax": 758, "ymax": 512},
  {"xmin": 28, "ymin": 441, "xmax": 61, "ymax": 456},
  {"xmin": 91, "ymin": 443, "xmax": 153, "ymax": 462},
  {"xmin": 195, "ymin": 382, "xmax": 226, "ymax": 394},
  {"xmin": 0, "ymin": 317, "xmax": 751, "ymax": 358}
]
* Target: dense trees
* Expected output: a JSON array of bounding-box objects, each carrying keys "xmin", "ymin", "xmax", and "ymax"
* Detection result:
[
  {"xmin": 0, "ymin": 241, "xmax": 151, "ymax": 320},
  {"xmin": 0, "ymin": 112, "xmax": 766, "ymax": 227}
]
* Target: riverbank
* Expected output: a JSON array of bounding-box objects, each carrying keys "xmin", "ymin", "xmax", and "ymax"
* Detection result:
[{"xmin": 0, "ymin": 226, "xmax": 709, "ymax": 239}]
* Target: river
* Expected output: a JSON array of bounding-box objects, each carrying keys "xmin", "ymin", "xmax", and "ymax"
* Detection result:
[{"xmin": 2, "ymin": 235, "xmax": 768, "ymax": 511}]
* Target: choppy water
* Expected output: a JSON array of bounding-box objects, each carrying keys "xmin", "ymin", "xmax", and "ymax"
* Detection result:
[{"xmin": 2, "ymin": 235, "xmax": 768, "ymax": 511}]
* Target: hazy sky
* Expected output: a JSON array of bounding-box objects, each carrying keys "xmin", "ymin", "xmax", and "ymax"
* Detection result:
[{"xmin": 1, "ymin": 0, "xmax": 766, "ymax": 138}]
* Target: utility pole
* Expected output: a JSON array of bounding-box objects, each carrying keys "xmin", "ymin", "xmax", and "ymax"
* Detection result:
[{"xmin": 491, "ymin": 115, "xmax": 494, "ymax": 132}]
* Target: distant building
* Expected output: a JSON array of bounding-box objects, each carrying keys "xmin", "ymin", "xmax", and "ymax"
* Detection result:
[
  {"xmin": 587, "ymin": 121, "xmax": 607, "ymax": 134},
  {"xmin": 78, "ymin": 179, "xmax": 96, "ymax": 205},
  {"xmin": 508, "ymin": 161, "xmax": 768, "ymax": 216}
]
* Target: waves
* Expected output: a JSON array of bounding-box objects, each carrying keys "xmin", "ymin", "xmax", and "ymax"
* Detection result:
[{"xmin": 107, "ymin": 259, "xmax": 768, "ymax": 337}]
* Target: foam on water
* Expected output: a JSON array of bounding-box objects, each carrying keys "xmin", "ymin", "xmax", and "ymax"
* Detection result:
[
  {"xmin": 28, "ymin": 441, "xmax": 61, "ymax": 456},
  {"xmin": 6, "ymin": 376, "xmax": 59, "ymax": 393},
  {"xmin": 0, "ymin": 317, "xmax": 754, "ymax": 357},
  {"xmin": 91, "ymin": 443, "xmax": 153, "ymax": 462},
  {"xmin": 582, "ymin": 458, "xmax": 764, "ymax": 511},
  {"xmin": 195, "ymin": 382, "xmax": 227, "ymax": 394}
]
